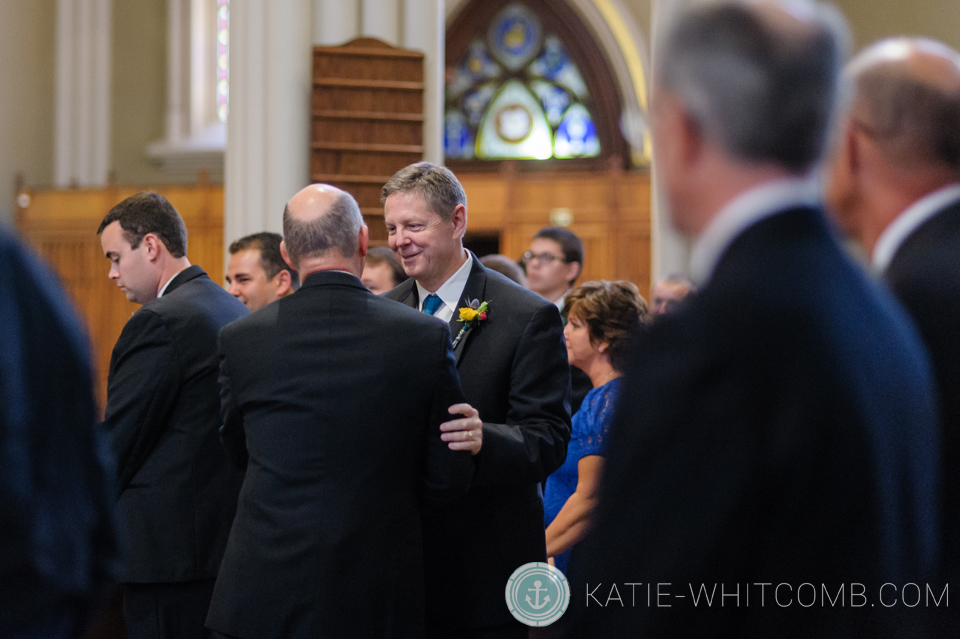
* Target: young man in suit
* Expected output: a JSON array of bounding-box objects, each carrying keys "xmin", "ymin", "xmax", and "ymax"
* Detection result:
[
  {"xmin": 98, "ymin": 192, "xmax": 248, "ymax": 639},
  {"xmin": 826, "ymin": 37, "xmax": 960, "ymax": 631},
  {"xmin": 206, "ymin": 184, "xmax": 474, "ymax": 639},
  {"xmin": 558, "ymin": 3, "xmax": 940, "ymax": 638},
  {"xmin": 383, "ymin": 162, "xmax": 572, "ymax": 639},
  {"xmin": 225, "ymin": 231, "xmax": 299, "ymax": 312}
]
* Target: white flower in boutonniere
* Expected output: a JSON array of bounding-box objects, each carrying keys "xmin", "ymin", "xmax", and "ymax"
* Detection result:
[{"xmin": 452, "ymin": 299, "xmax": 489, "ymax": 348}]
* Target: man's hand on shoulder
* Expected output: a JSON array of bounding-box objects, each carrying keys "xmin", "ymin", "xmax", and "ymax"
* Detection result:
[{"xmin": 441, "ymin": 403, "xmax": 483, "ymax": 455}]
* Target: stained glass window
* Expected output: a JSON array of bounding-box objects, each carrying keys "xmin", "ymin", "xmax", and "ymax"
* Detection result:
[{"xmin": 445, "ymin": 3, "xmax": 601, "ymax": 161}]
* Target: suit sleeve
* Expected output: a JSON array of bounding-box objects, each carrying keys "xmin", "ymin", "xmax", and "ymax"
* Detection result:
[
  {"xmin": 420, "ymin": 323, "xmax": 473, "ymax": 507},
  {"xmin": 102, "ymin": 309, "xmax": 181, "ymax": 494},
  {"xmin": 217, "ymin": 329, "xmax": 249, "ymax": 470},
  {"xmin": 473, "ymin": 302, "xmax": 572, "ymax": 485}
]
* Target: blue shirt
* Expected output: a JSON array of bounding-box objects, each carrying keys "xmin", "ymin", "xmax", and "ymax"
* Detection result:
[{"xmin": 544, "ymin": 377, "xmax": 621, "ymax": 574}]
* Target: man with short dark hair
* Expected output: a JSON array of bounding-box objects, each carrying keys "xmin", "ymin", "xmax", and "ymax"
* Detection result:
[
  {"xmin": 826, "ymin": 37, "xmax": 960, "ymax": 627},
  {"xmin": 560, "ymin": 3, "xmax": 939, "ymax": 637},
  {"xmin": 97, "ymin": 191, "xmax": 248, "ymax": 639},
  {"xmin": 361, "ymin": 245, "xmax": 407, "ymax": 294},
  {"xmin": 523, "ymin": 227, "xmax": 583, "ymax": 311},
  {"xmin": 383, "ymin": 161, "xmax": 571, "ymax": 639},
  {"xmin": 206, "ymin": 184, "xmax": 473, "ymax": 638},
  {"xmin": 226, "ymin": 232, "xmax": 299, "ymax": 312}
]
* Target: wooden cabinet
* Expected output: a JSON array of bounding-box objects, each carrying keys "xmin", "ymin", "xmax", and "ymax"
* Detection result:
[{"xmin": 311, "ymin": 38, "xmax": 425, "ymax": 243}]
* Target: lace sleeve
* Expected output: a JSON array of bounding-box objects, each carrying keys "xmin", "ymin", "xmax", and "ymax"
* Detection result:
[{"xmin": 576, "ymin": 380, "xmax": 620, "ymax": 457}]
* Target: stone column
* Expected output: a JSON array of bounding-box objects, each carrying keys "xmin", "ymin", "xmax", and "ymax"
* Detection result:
[
  {"xmin": 402, "ymin": 0, "xmax": 445, "ymax": 164},
  {"xmin": 224, "ymin": 0, "xmax": 313, "ymax": 241},
  {"xmin": 649, "ymin": 0, "xmax": 692, "ymax": 284},
  {"xmin": 54, "ymin": 0, "xmax": 111, "ymax": 187}
]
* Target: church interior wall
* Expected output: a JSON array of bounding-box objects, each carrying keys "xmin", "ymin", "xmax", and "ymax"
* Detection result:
[
  {"xmin": 110, "ymin": 0, "xmax": 172, "ymax": 189},
  {"xmin": 0, "ymin": 0, "xmax": 56, "ymax": 226},
  {"xmin": 2, "ymin": 0, "xmax": 959, "ymax": 228}
]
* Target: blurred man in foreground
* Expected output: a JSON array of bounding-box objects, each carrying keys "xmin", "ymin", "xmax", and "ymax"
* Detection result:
[
  {"xmin": 560, "ymin": 3, "xmax": 940, "ymax": 637},
  {"xmin": 826, "ymin": 36, "xmax": 960, "ymax": 630}
]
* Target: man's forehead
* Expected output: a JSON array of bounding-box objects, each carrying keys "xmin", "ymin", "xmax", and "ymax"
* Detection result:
[
  {"xmin": 228, "ymin": 249, "xmax": 266, "ymax": 274},
  {"xmin": 530, "ymin": 237, "xmax": 564, "ymax": 254},
  {"xmin": 385, "ymin": 191, "xmax": 440, "ymax": 216}
]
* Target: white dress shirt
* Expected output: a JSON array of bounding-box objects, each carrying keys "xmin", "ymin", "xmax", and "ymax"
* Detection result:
[
  {"xmin": 689, "ymin": 175, "xmax": 821, "ymax": 286},
  {"xmin": 872, "ymin": 182, "xmax": 960, "ymax": 273},
  {"xmin": 416, "ymin": 252, "xmax": 473, "ymax": 323}
]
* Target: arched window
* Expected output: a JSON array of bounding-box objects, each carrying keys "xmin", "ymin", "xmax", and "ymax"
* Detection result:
[{"xmin": 445, "ymin": 0, "xmax": 627, "ymax": 168}]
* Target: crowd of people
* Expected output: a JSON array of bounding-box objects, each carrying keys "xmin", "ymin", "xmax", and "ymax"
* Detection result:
[{"xmin": 3, "ymin": 0, "xmax": 960, "ymax": 637}]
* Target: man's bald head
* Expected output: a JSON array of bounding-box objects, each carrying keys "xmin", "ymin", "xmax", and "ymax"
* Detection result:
[
  {"xmin": 847, "ymin": 38, "xmax": 960, "ymax": 173},
  {"xmin": 282, "ymin": 184, "xmax": 364, "ymax": 267}
]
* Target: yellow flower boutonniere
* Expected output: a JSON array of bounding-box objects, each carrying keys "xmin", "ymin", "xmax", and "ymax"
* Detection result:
[{"xmin": 453, "ymin": 299, "xmax": 489, "ymax": 348}]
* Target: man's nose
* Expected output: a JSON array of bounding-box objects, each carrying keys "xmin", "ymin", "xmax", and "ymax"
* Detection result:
[{"xmin": 227, "ymin": 282, "xmax": 240, "ymax": 297}]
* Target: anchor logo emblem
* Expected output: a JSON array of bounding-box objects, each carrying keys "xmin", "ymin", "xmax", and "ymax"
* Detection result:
[
  {"xmin": 526, "ymin": 580, "xmax": 551, "ymax": 609},
  {"xmin": 505, "ymin": 562, "xmax": 570, "ymax": 627}
]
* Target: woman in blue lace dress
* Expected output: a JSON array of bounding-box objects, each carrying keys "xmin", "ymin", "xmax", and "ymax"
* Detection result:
[{"xmin": 544, "ymin": 280, "xmax": 650, "ymax": 574}]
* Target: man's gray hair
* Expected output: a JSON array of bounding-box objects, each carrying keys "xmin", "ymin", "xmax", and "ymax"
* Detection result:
[
  {"xmin": 849, "ymin": 39, "xmax": 960, "ymax": 171},
  {"xmin": 381, "ymin": 162, "xmax": 467, "ymax": 222},
  {"xmin": 657, "ymin": 0, "xmax": 851, "ymax": 172},
  {"xmin": 282, "ymin": 190, "xmax": 363, "ymax": 264}
]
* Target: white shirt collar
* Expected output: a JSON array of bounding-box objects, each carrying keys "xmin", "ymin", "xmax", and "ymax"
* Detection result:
[
  {"xmin": 416, "ymin": 252, "xmax": 473, "ymax": 321},
  {"xmin": 554, "ymin": 290, "xmax": 571, "ymax": 313},
  {"xmin": 689, "ymin": 175, "xmax": 820, "ymax": 286},
  {"xmin": 157, "ymin": 268, "xmax": 187, "ymax": 298},
  {"xmin": 872, "ymin": 183, "xmax": 960, "ymax": 273}
]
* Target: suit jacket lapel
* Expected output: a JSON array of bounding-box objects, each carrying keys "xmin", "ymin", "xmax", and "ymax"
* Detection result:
[
  {"xmin": 449, "ymin": 254, "xmax": 487, "ymax": 365},
  {"xmin": 394, "ymin": 280, "xmax": 419, "ymax": 309}
]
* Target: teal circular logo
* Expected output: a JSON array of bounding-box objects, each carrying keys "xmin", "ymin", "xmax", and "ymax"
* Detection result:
[{"xmin": 505, "ymin": 562, "xmax": 570, "ymax": 626}]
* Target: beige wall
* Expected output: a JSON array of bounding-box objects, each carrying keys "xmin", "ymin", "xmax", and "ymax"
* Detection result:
[
  {"xmin": 0, "ymin": 0, "xmax": 56, "ymax": 225},
  {"xmin": 835, "ymin": 0, "xmax": 960, "ymax": 52},
  {"xmin": 111, "ymin": 0, "xmax": 173, "ymax": 186}
]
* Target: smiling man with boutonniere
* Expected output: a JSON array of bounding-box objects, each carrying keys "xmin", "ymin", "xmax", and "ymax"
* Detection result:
[{"xmin": 383, "ymin": 162, "xmax": 572, "ymax": 639}]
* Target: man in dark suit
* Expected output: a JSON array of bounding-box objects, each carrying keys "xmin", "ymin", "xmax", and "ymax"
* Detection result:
[
  {"xmin": 0, "ymin": 228, "xmax": 115, "ymax": 638},
  {"xmin": 558, "ymin": 3, "xmax": 940, "ymax": 638},
  {"xmin": 97, "ymin": 192, "xmax": 248, "ymax": 639},
  {"xmin": 826, "ymin": 37, "xmax": 960, "ymax": 630},
  {"xmin": 383, "ymin": 162, "xmax": 572, "ymax": 639},
  {"xmin": 206, "ymin": 184, "xmax": 473, "ymax": 639}
]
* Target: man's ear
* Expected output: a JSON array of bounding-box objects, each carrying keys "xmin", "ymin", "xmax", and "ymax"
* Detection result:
[
  {"xmin": 450, "ymin": 204, "xmax": 467, "ymax": 240},
  {"xmin": 358, "ymin": 225, "xmax": 369, "ymax": 258},
  {"xmin": 273, "ymin": 269, "xmax": 293, "ymax": 297},
  {"xmin": 564, "ymin": 260, "xmax": 582, "ymax": 287},
  {"xmin": 142, "ymin": 233, "xmax": 162, "ymax": 262},
  {"xmin": 675, "ymin": 102, "xmax": 705, "ymax": 166},
  {"xmin": 280, "ymin": 240, "xmax": 296, "ymax": 271}
]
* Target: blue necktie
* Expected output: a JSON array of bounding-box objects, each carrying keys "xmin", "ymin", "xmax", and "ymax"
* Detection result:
[{"xmin": 422, "ymin": 294, "xmax": 443, "ymax": 316}]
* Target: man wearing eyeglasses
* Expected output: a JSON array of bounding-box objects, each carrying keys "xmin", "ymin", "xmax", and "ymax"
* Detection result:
[{"xmin": 522, "ymin": 227, "xmax": 583, "ymax": 312}]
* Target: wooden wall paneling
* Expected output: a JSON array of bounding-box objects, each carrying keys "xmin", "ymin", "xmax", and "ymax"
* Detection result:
[
  {"xmin": 311, "ymin": 38, "xmax": 426, "ymax": 246},
  {"xmin": 16, "ymin": 184, "xmax": 225, "ymax": 413}
]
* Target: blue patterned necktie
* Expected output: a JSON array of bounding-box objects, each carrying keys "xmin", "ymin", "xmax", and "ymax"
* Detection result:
[{"xmin": 422, "ymin": 294, "xmax": 443, "ymax": 316}]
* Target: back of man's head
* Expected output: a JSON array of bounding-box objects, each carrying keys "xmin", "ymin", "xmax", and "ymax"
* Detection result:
[
  {"xmin": 97, "ymin": 191, "xmax": 188, "ymax": 257},
  {"xmin": 658, "ymin": 0, "xmax": 850, "ymax": 172},
  {"xmin": 229, "ymin": 232, "xmax": 301, "ymax": 289},
  {"xmin": 283, "ymin": 187, "xmax": 364, "ymax": 268},
  {"xmin": 848, "ymin": 38, "xmax": 960, "ymax": 175}
]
